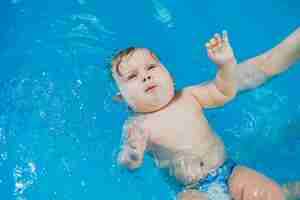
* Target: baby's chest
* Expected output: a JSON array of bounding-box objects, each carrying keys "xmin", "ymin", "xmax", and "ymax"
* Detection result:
[
  {"xmin": 143, "ymin": 94, "xmax": 211, "ymax": 147},
  {"xmin": 146, "ymin": 110, "xmax": 207, "ymax": 149}
]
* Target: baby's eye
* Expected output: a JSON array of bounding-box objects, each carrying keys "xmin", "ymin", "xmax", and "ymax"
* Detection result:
[
  {"xmin": 127, "ymin": 74, "xmax": 137, "ymax": 80},
  {"xmin": 147, "ymin": 65, "xmax": 156, "ymax": 70}
]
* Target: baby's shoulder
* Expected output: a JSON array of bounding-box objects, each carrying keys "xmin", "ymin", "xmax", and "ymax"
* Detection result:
[
  {"xmin": 177, "ymin": 88, "xmax": 196, "ymax": 99},
  {"xmin": 175, "ymin": 88, "xmax": 202, "ymax": 106}
]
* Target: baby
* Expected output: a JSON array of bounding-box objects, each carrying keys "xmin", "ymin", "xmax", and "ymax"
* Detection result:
[{"xmin": 112, "ymin": 28, "xmax": 300, "ymax": 200}]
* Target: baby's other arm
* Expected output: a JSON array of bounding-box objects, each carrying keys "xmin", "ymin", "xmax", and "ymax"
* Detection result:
[
  {"xmin": 117, "ymin": 118, "xmax": 149, "ymax": 170},
  {"xmin": 183, "ymin": 31, "xmax": 237, "ymax": 108},
  {"xmin": 236, "ymin": 27, "xmax": 300, "ymax": 92}
]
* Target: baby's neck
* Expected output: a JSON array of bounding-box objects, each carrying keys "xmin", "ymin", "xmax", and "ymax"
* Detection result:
[{"xmin": 134, "ymin": 91, "xmax": 181, "ymax": 116}]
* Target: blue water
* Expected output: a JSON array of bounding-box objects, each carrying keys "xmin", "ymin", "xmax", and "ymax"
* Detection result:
[{"xmin": 1, "ymin": 0, "xmax": 300, "ymax": 199}]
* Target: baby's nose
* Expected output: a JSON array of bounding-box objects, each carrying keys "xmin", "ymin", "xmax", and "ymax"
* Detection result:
[{"xmin": 142, "ymin": 75, "xmax": 151, "ymax": 82}]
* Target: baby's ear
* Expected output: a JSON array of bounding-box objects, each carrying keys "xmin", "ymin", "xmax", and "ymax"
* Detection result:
[{"xmin": 112, "ymin": 92, "xmax": 124, "ymax": 102}]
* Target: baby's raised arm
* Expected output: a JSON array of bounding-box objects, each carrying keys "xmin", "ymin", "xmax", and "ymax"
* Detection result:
[
  {"xmin": 117, "ymin": 118, "xmax": 149, "ymax": 170},
  {"xmin": 183, "ymin": 31, "xmax": 237, "ymax": 108}
]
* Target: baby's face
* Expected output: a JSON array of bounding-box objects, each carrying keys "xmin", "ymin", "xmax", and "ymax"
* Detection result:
[{"xmin": 112, "ymin": 48, "xmax": 175, "ymax": 113}]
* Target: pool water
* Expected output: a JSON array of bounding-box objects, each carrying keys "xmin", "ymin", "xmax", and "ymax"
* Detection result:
[{"xmin": 1, "ymin": 0, "xmax": 300, "ymax": 199}]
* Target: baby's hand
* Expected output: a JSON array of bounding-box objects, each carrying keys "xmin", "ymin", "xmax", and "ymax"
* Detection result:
[
  {"xmin": 117, "ymin": 146, "xmax": 141, "ymax": 169},
  {"xmin": 205, "ymin": 31, "xmax": 236, "ymax": 66}
]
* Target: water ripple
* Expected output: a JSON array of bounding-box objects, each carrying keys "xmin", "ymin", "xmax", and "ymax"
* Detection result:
[{"xmin": 152, "ymin": 0, "xmax": 174, "ymax": 28}]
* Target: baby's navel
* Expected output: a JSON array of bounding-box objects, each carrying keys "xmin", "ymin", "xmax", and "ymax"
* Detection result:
[{"xmin": 169, "ymin": 152, "xmax": 210, "ymax": 185}]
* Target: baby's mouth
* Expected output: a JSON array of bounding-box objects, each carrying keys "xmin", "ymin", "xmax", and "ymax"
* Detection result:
[{"xmin": 145, "ymin": 85, "xmax": 157, "ymax": 93}]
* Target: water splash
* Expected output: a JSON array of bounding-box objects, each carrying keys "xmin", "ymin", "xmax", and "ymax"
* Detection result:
[{"xmin": 13, "ymin": 162, "xmax": 37, "ymax": 199}]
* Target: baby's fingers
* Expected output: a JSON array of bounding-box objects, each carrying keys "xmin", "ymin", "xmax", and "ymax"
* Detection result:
[
  {"xmin": 117, "ymin": 151, "xmax": 130, "ymax": 165},
  {"xmin": 214, "ymin": 33, "xmax": 222, "ymax": 45},
  {"xmin": 207, "ymin": 48, "xmax": 214, "ymax": 59},
  {"xmin": 206, "ymin": 38, "xmax": 216, "ymax": 49},
  {"xmin": 205, "ymin": 32, "xmax": 224, "ymax": 50},
  {"xmin": 222, "ymin": 30, "xmax": 229, "ymax": 45}
]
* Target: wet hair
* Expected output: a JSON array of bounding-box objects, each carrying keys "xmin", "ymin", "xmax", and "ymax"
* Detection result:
[
  {"xmin": 111, "ymin": 47, "xmax": 139, "ymax": 77},
  {"xmin": 110, "ymin": 47, "xmax": 160, "ymax": 78}
]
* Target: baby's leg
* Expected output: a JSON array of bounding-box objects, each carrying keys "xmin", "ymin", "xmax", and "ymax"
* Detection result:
[
  {"xmin": 228, "ymin": 166, "xmax": 285, "ymax": 200},
  {"xmin": 177, "ymin": 189, "xmax": 208, "ymax": 200}
]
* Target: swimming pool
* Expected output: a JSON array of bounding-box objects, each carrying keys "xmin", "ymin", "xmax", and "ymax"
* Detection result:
[{"xmin": 1, "ymin": 0, "xmax": 300, "ymax": 199}]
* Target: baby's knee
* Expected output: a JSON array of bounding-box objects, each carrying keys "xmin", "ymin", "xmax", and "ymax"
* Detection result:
[
  {"xmin": 242, "ymin": 183, "xmax": 284, "ymax": 200},
  {"xmin": 229, "ymin": 166, "xmax": 284, "ymax": 200},
  {"xmin": 261, "ymin": 182, "xmax": 284, "ymax": 200},
  {"xmin": 176, "ymin": 190, "xmax": 208, "ymax": 200}
]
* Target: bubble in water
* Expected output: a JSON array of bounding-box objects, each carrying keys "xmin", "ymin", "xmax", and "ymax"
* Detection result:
[
  {"xmin": 39, "ymin": 110, "xmax": 46, "ymax": 119},
  {"xmin": 28, "ymin": 162, "xmax": 36, "ymax": 173},
  {"xmin": 152, "ymin": 0, "xmax": 174, "ymax": 28},
  {"xmin": 15, "ymin": 181, "xmax": 26, "ymax": 194},
  {"xmin": 76, "ymin": 79, "xmax": 82, "ymax": 85},
  {"xmin": 1, "ymin": 152, "xmax": 8, "ymax": 161},
  {"xmin": 80, "ymin": 180, "xmax": 86, "ymax": 187},
  {"xmin": 77, "ymin": 0, "xmax": 86, "ymax": 5},
  {"xmin": 10, "ymin": 0, "xmax": 22, "ymax": 4}
]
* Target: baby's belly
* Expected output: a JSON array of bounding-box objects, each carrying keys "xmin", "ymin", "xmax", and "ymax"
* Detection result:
[{"xmin": 153, "ymin": 138, "xmax": 227, "ymax": 186}]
